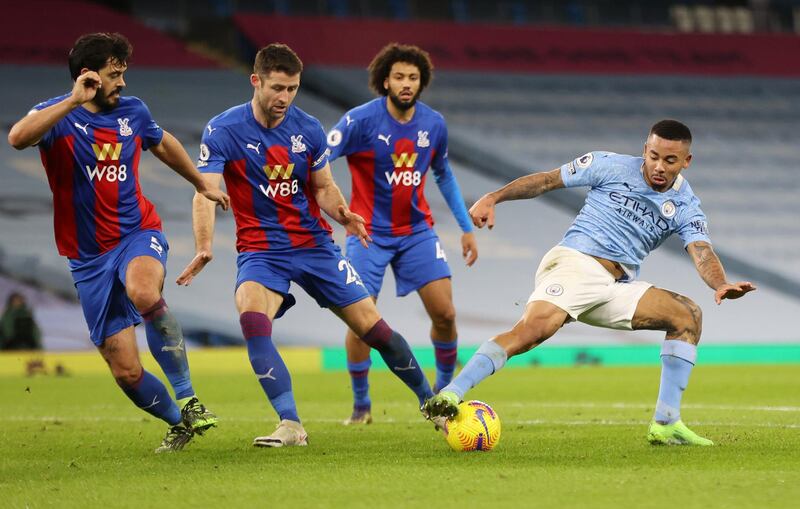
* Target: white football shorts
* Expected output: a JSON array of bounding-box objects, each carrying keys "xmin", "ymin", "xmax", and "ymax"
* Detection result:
[{"xmin": 527, "ymin": 246, "xmax": 652, "ymax": 330}]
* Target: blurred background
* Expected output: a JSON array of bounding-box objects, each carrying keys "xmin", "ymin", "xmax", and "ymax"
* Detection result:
[{"xmin": 1, "ymin": 0, "xmax": 799, "ymax": 368}]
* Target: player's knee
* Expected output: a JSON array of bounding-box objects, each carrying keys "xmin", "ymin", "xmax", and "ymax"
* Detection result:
[
  {"xmin": 430, "ymin": 306, "xmax": 456, "ymax": 330},
  {"xmin": 671, "ymin": 297, "xmax": 703, "ymax": 342},
  {"xmin": 127, "ymin": 284, "xmax": 160, "ymax": 312}
]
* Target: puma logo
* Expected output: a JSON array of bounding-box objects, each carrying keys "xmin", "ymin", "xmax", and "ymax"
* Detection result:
[{"xmin": 378, "ymin": 134, "xmax": 392, "ymax": 146}]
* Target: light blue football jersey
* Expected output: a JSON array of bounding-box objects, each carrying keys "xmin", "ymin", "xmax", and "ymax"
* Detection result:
[{"xmin": 558, "ymin": 151, "xmax": 711, "ymax": 280}]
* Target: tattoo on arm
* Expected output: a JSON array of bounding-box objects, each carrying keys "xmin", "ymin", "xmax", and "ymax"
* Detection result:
[
  {"xmin": 690, "ymin": 242, "xmax": 727, "ymax": 290},
  {"xmin": 495, "ymin": 168, "xmax": 563, "ymax": 203}
]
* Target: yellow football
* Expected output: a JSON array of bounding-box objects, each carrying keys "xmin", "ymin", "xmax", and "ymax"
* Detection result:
[{"xmin": 443, "ymin": 400, "xmax": 501, "ymax": 452}]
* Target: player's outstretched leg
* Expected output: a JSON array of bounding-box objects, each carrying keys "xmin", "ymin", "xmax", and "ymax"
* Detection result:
[
  {"xmin": 343, "ymin": 329, "xmax": 372, "ymax": 425},
  {"xmin": 99, "ymin": 331, "xmax": 193, "ymax": 453},
  {"xmin": 423, "ymin": 340, "xmax": 506, "ymax": 419},
  {"xmin": 128, "ymin": 256, "xmax": 217, "ymax": 434},
  {"xmin": 424, "ymin": 300, "xmax": 566, "ymax": 420},
  {"xmin": 240, "ymin": 311, "xmax": 307, "ymax": 447},
  {"xmin": 632, "ymin": 288, "xmax": 713, "ymax": 446}
]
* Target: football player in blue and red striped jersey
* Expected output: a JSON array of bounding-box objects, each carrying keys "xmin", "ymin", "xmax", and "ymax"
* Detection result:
[
  {"xmin": 8, "ymin": 33, "xmax": 230, "ymax": 453},
  {"xmin": 326, "ymin": 44, "xmax": 478, "ymax": 425},
  {"xmin": 177, "ymin": 44, "xmax": 434, "ymax": 447}
]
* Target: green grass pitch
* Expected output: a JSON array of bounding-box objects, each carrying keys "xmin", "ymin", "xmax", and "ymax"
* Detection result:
[{"xmin": 1, "ymin": 363, "xmax": 798, "ymax": 508}]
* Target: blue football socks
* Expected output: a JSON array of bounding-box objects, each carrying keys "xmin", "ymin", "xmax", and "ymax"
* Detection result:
[
  {"xmin": 654, "ymin": 340, "xmax": 697, "ymax": 424},
  {"xmin": 442, "ymin": 340, "xmax": 507, "ymax": 400},
  {"xmin": 432, "ymin": 338, "xmax": 458, "ymax": 391},
  {"xmin": 118, "ymin": 369, "xmax": 182, "ymax": 426},
  {"xmin": 240, "ymin": 311, "xmax": 300, "ymax": 423},
  {"xmin": 142, "ymin": 298, "xmax": 194, "ymax": 400},
  {"xmin": 347, "ymin": 358, "xmax": 372, "ymax": 411}
]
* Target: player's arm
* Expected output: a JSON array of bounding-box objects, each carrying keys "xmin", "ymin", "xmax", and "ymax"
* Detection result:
[
  {"xmin": 432, "ymin": 159, "xmax": 478, "ymax": 266},
  {"xmin": 686, "ymin": 241, "xmax": 756, "ymax": 304},
  {"xmin": 7, "ymin": 72, "xmax": 102, "ymax": 149},
  {"xmin": 310, "ymin": 163, "xmax": 372, "ymax": 247},
  {"xmin": 176, "ymin": 172, "xmax": 223, "ymax": 286},
  {"xmin": 469, "ymin": 168, "xmax": 564, "ymax": 229},
  {"xmin": 150, "ymin": 131, "xmax": 230, "ymax": 210}
]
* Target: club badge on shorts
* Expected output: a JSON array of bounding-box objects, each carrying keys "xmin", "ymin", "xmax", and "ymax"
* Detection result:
[{"xmin": 546, "ymin": 284, "xmax": 564, "ymax": 296}]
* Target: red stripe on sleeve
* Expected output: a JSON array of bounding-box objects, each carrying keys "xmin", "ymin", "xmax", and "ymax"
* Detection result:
[{"xmin": 41, "ymin": 136, "xmax": 79, "ymax": 258}]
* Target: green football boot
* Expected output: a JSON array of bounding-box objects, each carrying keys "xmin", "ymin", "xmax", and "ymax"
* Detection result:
[
  {"xmin": 154, "ymin": 424, "xmax": 193, "ymax": 453},
  {"xmin": 179, "ymin": 397, "xmax": 218, "ymax": 435},
  {"xmin": 421, "ymin": 391, "xmax": 461, "ymax": 421},
  {"xmin": 647, "ymin": 420, "xmax": 714, "ymax": 446}
]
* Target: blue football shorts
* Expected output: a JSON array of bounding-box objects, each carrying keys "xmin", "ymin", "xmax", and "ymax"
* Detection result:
[
  {"xmin": 236, "ymin": 242, "xmax": 370, "ymax": 319},
  {"xmin": 345, "ymin": 228, "xmax": 452, "ymax": 297},
  {"xmin": 68, "ymin": 229, "xmax": 168, "ymax": 346}
]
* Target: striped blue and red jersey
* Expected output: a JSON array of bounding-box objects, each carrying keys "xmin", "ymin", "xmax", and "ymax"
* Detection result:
[
  {"xmin": 326, "ymin": 97, "xmax": 454, "ymax": 237},
  {"xmin": 33, "ymin": 94, "xmax": 163, "ymax": 259},
  {"xmin": 198, "ymin": 103, "xmax": 333, "ymax": 253}
]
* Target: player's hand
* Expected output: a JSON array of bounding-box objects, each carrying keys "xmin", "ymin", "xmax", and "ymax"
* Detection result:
[
  {"xmin": 198, "ymin": 186, "xmax": 230, "ymax": 211},
  {"xmin": 338, "ymin": 204, "xmax": 372, "ymax": 248},
  {"xmin": 70, "ymin": 71, "xmax": 102, "ymax": 105},
  {"xmin": 461, "ymin": 232, "xmax": 478, "ymax": 267},
  {"xmin": 176, "ymin": 251, "xmax": 213, "ymax": 286},
  {"xmin": 714, "ymin": 281, "xmax": 756, "ymax": 304},
  {"xmin": 469, "ymin": 193, "xmax": 497, "ymax": 229}
]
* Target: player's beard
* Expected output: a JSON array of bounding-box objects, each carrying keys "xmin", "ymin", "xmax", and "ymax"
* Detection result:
[
  {"xmin": 93, "ymin": 88, "xmax": 122, "ymax": 112},
  {"xmin": 388, "ymin": 89, "xmax": 419, "ymax": 111}
]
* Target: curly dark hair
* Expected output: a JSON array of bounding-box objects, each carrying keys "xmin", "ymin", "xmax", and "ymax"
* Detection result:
[
  {"xmin": 650, "ymin": 119, "xmax": 692, "ymax": 143},
  {"xmin": 254, "ymin": 43, "xmax": 303, "ymax": 76},
  {"xmin": 68, "ymin": 33, "xmax": 132, "ymax": 80},
  {"xmin": 367, "ymin": 43, "xmax": 433, "ymax": 96}
]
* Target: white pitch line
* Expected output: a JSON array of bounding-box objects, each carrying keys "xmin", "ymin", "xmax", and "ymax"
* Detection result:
[{"xmin": 2, "ymin": 416, "xmax": 798, "ymax": 429}]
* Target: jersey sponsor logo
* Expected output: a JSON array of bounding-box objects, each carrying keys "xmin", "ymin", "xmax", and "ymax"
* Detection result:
[
  {"xmin": 390, "ymin": 152, "xmax": 418, "ymax": 168},
  {"xmin": 259, "ymin": 163, "xmax": 298, "ymax": 198},
  {"xmin": 378, "ymin": 133, "xmax": 392, "ymax": 146},
  {"xmin": 117, "ymin": 118, "xmax": 132, "ymax": 137},
  {"xmin": 576, "ymin": 153, "xmax": 593, "ymax": 169},
  {"xmin": 73, "ymin": 122, "xmax": 89, "ymax": 136},
  {"xmin": 264, "ymin": 163, "xmax": 294, "ymax": 180},
  {"xmin": 417, "ymin": 130, "xmax": 430, "ymax": 148},
  {"xmin": 660, "ymin": 200, "xmax": 677, "ymax": 219},
  {"xmin": 290, "ymin": 135, "xmax": 307, "ymax": 153},
  {"xmin": 609, "ymin": 191, "xmax": 669, "ymax": 233},
  {"xmin": 546, "ymin": 284, "xmax": 564, "ymax": 296},
  {"xmin": 327, "ymin": 128, "xmax": 343, "ymax": 147},
  {"xmin": 246, "ymin": 142, "xmax": 261, "ymax": 154},
  {"xmin": 92, "ymin": 143, "xmax": 123, "ymax": 161}
]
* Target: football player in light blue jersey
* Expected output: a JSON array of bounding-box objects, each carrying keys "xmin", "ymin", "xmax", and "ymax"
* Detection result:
[{"xmin": 424, "ymin": 120, "xmax": 756, "ymax": 445}]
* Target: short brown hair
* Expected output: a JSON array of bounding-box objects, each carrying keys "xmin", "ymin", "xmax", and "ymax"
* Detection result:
[
  {"xmin": 253, "ymin": 43, "xmax": 303, "ymax": 76},
  {"xmin": 68, "ymin": 32, "xmax": 132, "ymax": 80},
  {"xmin": 367, "ymin": 43, "xmax": 433, "ymax": 96}
]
